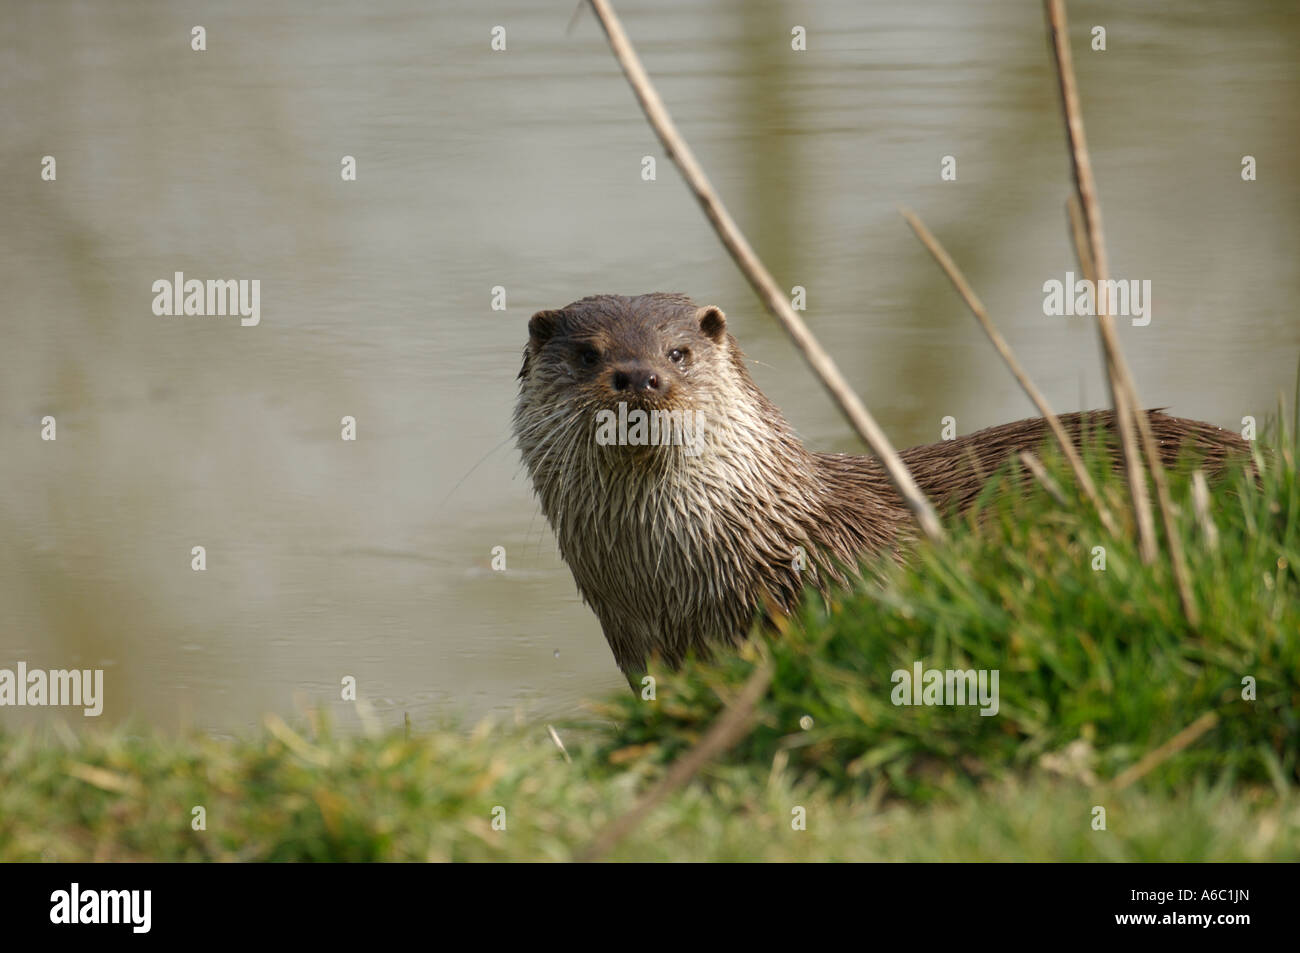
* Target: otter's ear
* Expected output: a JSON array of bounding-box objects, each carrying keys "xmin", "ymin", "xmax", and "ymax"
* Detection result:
[
  {"xmin": 696, "ymin": 305, "xmax": 726, "ymax": 343},
  {"xmin": 528, "ymin": 309, "xmax": 565, "ymax": 348}
]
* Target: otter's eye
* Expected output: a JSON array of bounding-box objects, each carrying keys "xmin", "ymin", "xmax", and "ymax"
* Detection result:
[
  {"xmin": 578, "ymin": 346, "xmax": 600, "ymax": 367},
  {"xmin": 668, "ymin": 348, "xmax": 686, "ymax": 364}
]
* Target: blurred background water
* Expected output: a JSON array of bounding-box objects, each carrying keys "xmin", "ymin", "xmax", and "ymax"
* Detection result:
[{"xmin": 2, "ymin": 0, "xmax": 1297, "ymax": 734}]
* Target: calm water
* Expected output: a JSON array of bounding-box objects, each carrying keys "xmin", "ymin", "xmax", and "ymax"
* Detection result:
[{"xmin": 2, "ymin": 0, "xmax": 1297, "ymax": 734}]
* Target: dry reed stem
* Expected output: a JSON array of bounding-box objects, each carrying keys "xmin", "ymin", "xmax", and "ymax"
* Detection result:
[
  {"xmin": 1110, "ymin": 711, "xmax": 1219, "ymax": 791},
  {"xmin": 1019, "ymin": 451, "xmax": 1068, "ymax": 506},
  {"xmin": 903, "ymin": 208, "xmax": 1120, "ymax": 536},
  {"xmin": 1066, "ymin": 195, "xmax": 1095, "ymax": 282},
  {"xmin": 576, "ymin": 659, "xmax": 775, "ymax": 862},
  {"xmin": 1044, "ymin": 0, "xmax": 1154, "ymax": 560},
  {"xmin": 1191, "ymin": 471, "xmax": 1219, "ymax": 551},
  {"xmin": 1044, "ymin": 0, "xmax": 1198, "ymax": 627},
  {"xmin": 547, "ymin": 724, "xmax": 573, "ymax": 764},
  {"xmin": 585, "ymin": 0, "xmax": 944, "ymax": 543}
]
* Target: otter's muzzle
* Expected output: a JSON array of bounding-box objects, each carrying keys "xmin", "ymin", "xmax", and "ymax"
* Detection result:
[{"xmin": 610, "ymin": 363, "xmax": 669, "ymax": 398}]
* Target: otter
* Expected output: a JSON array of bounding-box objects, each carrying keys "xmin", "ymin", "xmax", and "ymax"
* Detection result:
[{"xmin": 514, "ymin": 292, "xmax": 1247, "ymax": 676}]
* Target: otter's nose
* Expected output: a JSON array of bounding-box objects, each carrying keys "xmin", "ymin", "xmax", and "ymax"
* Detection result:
[{"xmin": 611, "ymin": 364, "xmax": 664, "ymax": 393}]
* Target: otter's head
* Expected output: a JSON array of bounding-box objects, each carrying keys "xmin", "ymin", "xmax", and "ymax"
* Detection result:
[
  {"xmin": 518, "ymin": 292, "xmax": 729, "ymax": 409},
  {"xmin": 514, "ymin": 293, "xmax": 752, "ymax": 474}
]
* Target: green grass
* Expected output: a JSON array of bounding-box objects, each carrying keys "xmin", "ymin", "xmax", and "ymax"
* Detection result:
[
  {"xmin": 2, "ymin": 723, "xmax": 1296, "ymax": 861},
  {"xmin": 2, "ymin": 422, "xmax": 1297, "ymax": 861},
  {"xmin": 595, "ymin": 425, "xmax": 1299, "ymax": 806}
]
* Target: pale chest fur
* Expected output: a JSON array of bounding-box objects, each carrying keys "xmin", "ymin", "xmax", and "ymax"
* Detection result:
[{"xmin": 538, "ymin": 439, "xmax": 823, "ymax": 670}]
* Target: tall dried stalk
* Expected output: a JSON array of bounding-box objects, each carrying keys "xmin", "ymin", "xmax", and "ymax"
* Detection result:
[
  {"xmin": 1019, "ymin": 451, "xmax": 1068, "ymax": 506},
  {"xmin": 1043, "ymin": 0, "xmax": 1153, "ymax": 559},
  {"xmin": 1066, "ymin": 195, "xmax": 1095, "ymax": 283},
  {"xmin": 1044, "ymin": 0, "xmax": 1199, "ymax": 627},
  {"xmin": 1190, "ymin": 471, "xmax": 1219, "ymax": 551},
  {"xmin": 576, "ymin": 659, "xmax": 774, "ymax": 862},
  {"xmin": 902, "ymin": 208, "xmax": 1120, "ymax": 537},
  {"xmin": 585, "ymin": 0, "xmax": 944, "ymax": 544}
]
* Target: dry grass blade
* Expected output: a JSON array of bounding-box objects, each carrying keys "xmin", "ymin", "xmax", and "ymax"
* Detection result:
[
  {"xmin": 576, "ymin": 659, "xmax": 774, "ymax": 861},
  {"xmin": 1110, "ymin": 712, "xmax": 1219, "ymax": 791},
  {"xmin": 1019, "ymin": 451, "xmax": 1068, "ymax": 506},
  {"xmin": 1065, "ymin": 195, "xmax": 1095, "ymax": 282},
  {"xmin": 546, "ymin": 724, "xmax": 572, "ymax": 764},
  {"xmin": 1043, "ymin": 0, "xmax": 1155, "ymax": 563},
  {"xmin": 902, "ymin": 207, "xmax": 1119, "ymax": 536},
  {"xmin": 1191, "ymin": 470, "xmax": 1219, "ymax": 550},
  {"xmin": 1043, "ymin": 0, "xmax": 1198, "ymax": 627},
  {"xmin": 264, "ymin": 713, "xmax": 332, "ymax": 767},
  {"xmin": 67, "ymin": 762, "xmax": 142, "ymax": 796},
  {"xmin": 584, "ymin": 0, "xmax": 944, "ymax": 543}
]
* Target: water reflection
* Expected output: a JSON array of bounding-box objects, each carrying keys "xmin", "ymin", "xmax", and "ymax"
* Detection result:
[{"xmin": 1, "ymin": 1, "xmax": 1296, "ymax": 733}]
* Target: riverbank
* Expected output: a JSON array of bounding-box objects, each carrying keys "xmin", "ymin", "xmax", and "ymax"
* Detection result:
[{"xmin": 3, "ymin": 425, "xmax": 1296, "ymax": 861}]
